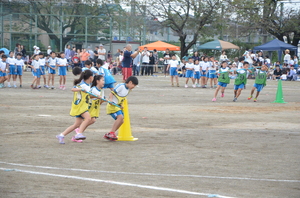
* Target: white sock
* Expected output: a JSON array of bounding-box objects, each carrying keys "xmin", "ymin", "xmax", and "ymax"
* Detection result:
[
  {"xmin": 60, "ymin": 133, "xmax": 64, "ymax": 137},
  {"xmin": 7, "ymin": 82, "xmax": 10, "ymax": 85},
  {"xmin": 13, "ymin": 81, "xmax": 16, "ymax": 85}
]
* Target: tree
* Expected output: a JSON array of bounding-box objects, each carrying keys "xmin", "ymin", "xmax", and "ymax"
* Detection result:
[{"xmin": 139, "ymin": 0, "xmax": 221, "ymax": 58}]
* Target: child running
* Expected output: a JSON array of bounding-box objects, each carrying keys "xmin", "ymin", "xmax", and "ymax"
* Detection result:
[
  {"xmin": 29, "ymin": 54, "xmax": 41, "ymax": 89},
  {"xmin": 97, "ymin": 59, "xmax": 116, "ymax": 90},
  {"xmin": 166, "ymin": 55, "xmax": 180, "ymax": 87},
  {"xmin": 184, "ymin": 57, "xmax": 195, "ymax": 88},
  {"xmin": 57, "ymin": 52, "xmax": 68, "ymax": 90},
  {"xmin": 233, "ymin": 62, "xmax": 252, "ymax": 102},
  {"xmin": 248, "ymin": 64, "xmax": 268, "ymax": 102},
  {"xmin": 15, "ymin": 53, "xmax": 24, "ymax": 88},
  {"xmin": 72, "ymin": 75, "xmax": 105, "ymax": 142},
  {"xmin": 47, "ymin": 51, "xmax": 57, "ymax": 89},
  {"xmin": 104, "ymin": 76, "xmax": 138, "ymax": 141},
  {"xmin": 212, "ymin": 61, "xmax": 230, "ymax": 102},
  {"xmin": 82, "ymin": 60, "xmax": 99, "ymax": 76},
  {"xmin": 38, "ymin": 52, "xmax": 48, "ymax": 88},
  {"xmin": 56, "ymin": 70, "xmax": 94, "ymax": 144},
  {"xmin": 6, "ymin": 51, "xmax": 16, "ymax": 88},
  {"xmin": 0, "ymin": 55, "xmax": 8, "ymax": 88},
  {"xmin": 192, "ymin": 59, "xmax": 201, "ymax": 87}
]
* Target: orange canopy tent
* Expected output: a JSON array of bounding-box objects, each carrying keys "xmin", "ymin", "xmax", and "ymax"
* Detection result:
[{"xmin": 139, "ymin": 41, "xmax": 180, "ymax": 51}]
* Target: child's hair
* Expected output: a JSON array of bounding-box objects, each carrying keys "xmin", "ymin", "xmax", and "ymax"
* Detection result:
[
  {"xmin": 9, "ymin": 51, "xmax": 13, "ymax": 55},
  {"xmin": 72, "ymin": 66, "xmax": 82, "ymax": 76},
  {"xmin": 85, "ymin": 60, "xmax": 92, "ymax": 66},
  {"xmin": 2, "ymin": 55, "xmax": 7, "ymax": 59},
  {"xmin": 188, "ymin": 57, "xmax": 193, "ymax": 60},
  {"xmin": 0, "ymin": 50, "xmax": 4, "ymax": 54},
  {"xmin": 60, "ymin": 52, "xmax": 65, "ymax": 55},
  {"xmin": 50, "ymin": 51, "xmax": 56, "ymax": 55},
  {"xmin": 96, "ymin": 59, "xmax": 103, "ymax": 66},
  {"xmin": 32, "ymin": 54, "xmax": 38, "ymax": 59},
  {"xmin": 221, "ymin": 61, "xmax": 227, "ymax": 65},
  {"xmin": 125, "ymin": 76, "xmax": 138, "ymax": 85},
  {"xmin": 91, "ymin": 75, "xmax": 103, "ymax": 87},
  {"xmin": 243, "ymin": 61, "xmax": 249, "ymax": 65},
  {"xmin": 74, "ymin": 70, "xmax": 93, "ymax": 85},
  {"xmin": 16, "ymin": 53, "xmax": 22, "ymax": 56},
  {"xmin": 239, "ymin": 57, "xmax": 245, "ymax": 62},
  {"xmin": 39, "ymin": 52, "xmax": 44, "ymax": 56}
]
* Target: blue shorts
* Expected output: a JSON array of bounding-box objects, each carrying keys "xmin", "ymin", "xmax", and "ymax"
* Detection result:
[
  {"xmin": 201, "ymin": 70, "xmax": 207, "ymax": 77},
  {"xmin": 0, "ymin": 71, "xmax": 7, "ymax": 77},
  {"xmin": 75, "ymin": 111, "xmax": 88, "ymax": 119},
  {"xmin": 59, "ymin": 66, "xmax": 67, "ymax": 76},
  {"xmin": 206, "ymin": 70, "xmax": 210, "ymax": 78},
  {"xmin": 234, "ymin": 83, "xmax": 245, "ymax": 90},
  {"xmin": 103, "ymin": 83, "xmax": 114, "ymax": 89},
  {"xmin": 193, "ymin": 71, "xmax": 200, "ymax": 79},
  {"xmin": 185, "ymin": 70, "xmax": 193, "ymax": 78},
  {"xmin": 253, "ymin": 83, "xmax": 264, "ymax": 92},
  {"xmin": 169, "ymin": 67, "xmax": 178, "ymax": 76},
  {"xmin": 209, "ymin": 72, "xmax": 217, "ymax": 78},
  {"xmin": 48, "ymin": 65, "xmax": 56, "ymax": 74},
  {"xmin": 40, "ymin": 66, "xmax": 45, "ymax": 75},
  {"xmin": 32, "ymin": 69, "xmax": 41, "ymax": 78},
  {"xmin": 110, "ymin": 110, "xmax": 124, "ymax": 120},
  {"xmin": 16, "ymin": 66, "xmax": 23, "ymax": 75},
  {"xmin": 218, "ymin": 82, "xmax": 228, "ymax": 87},
  {"xmin": 9, "ymin": 65, "xmax": 17, "ymax": 75}
]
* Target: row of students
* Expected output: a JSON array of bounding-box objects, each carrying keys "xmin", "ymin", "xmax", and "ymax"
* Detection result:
[{"xmin": 56, "ymin": 69, "xmax": 139, "ymax": 144}]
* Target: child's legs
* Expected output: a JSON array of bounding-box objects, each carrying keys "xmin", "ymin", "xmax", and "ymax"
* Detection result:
[
  {"xmin": 236, "ymin": 88, "xmax": 243, "ymax": 98},
  {"xmin": 42, "ymin": 74, "xmax": 46, "ymax": 84},
  {"xmin": 48, "ymin": 74, "xmax": 51, "ymax": 85},
  {"xmin": 7, "ymin": 74, "xmax": 11, "ymax": 82},
  {"xmin": 214, "ymin": 78, "xmax": 217, "ymax": 85},
  {"xmin": 175, "ymin": 76, "xmax": 179, "ymax": 84},
  {"xmin": 37, "ymin": 77, "xmax": 41, "ymax": 86},
  {"xmin": 32, "ymin": 76, "xmax": 37, "ymax": 85},
  {"xmin": 214, "ymin": 85, "xmax": 221, "ymax": 98},
  {"xmin": 250, "ymin": 87, "xmax": 256, "ymax": 96},
  {"xmin": 111, "ymin": 114, "xmax": 124, "ymax": 133},
  {"xmin": 0, "ymin": 76, "xmax": 3, "ymax": 83},
  {"xmin": 185, "ymin": 77, "xmax": 189, "ymax": 84},
  {"xmin": 210, "ymin": 78, "xmax": 213, "ymax": 86},
  {"xmin": 255, "ymin": 91, "xmax": 261, "ymax": 98},
  {"xmin": 62, "ymin": 117, "xmax": 83, "ymax": 136},
  {"xmin": 12, "ymin": 75, "xmax": 17, "ymax": 81},
  {"xmin": 51, "ymin": 74, "xmax": 55, "ymax": 86},
  {"xmin": 221, "ymin": 86, "xmax": 226, "ymax": 93},
  {"xmin": 78, "ymin": 112, "xmax": 91, "ymax": 134},
  {"xmin": 19, "ymin": 75, "xmax": 22, "ymax": 85},
  {"xmin": 63, "ymin": 75, "xmax": 66, "ymax": 85},
  {"xmin": 59, "ymin": 75, "xmax": 62, "ymax": 85},
  {"xmin": 170, "ymin": 75, "xmax": 174, "ymax": 84}
]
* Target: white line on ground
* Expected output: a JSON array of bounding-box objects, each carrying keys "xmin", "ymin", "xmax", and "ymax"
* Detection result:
[
  {"xmin": 0, "ymin": 167, "xmax": 235, "ymax": 198},
  {"xmin": 1, "ymin": 161, "xmax": 299, "ymax": 183}
]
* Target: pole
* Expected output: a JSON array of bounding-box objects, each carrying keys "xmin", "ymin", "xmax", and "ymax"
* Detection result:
[
  {"xmin": 35, "ymin": 14, "xmax": 38, "ymax": 47},
  {"xmin": 0, "ymin": 2, "xmax": 3, "ymax": 47},
  {"xmin": 9, "ymin": 14, "xmax": 12, "ymax": 50},
  {"xmin": 85, "ymin": 16, "xmax": 88, "ymax": 48},
  {"xmin": 60, "ymin": 3, "xmax": 63, "ymax": 52},
  {"xmin": 167, "ymin": 5, "xmax": 170, "ymax": 42},
  {"xmin": 143, "ymin": 5, "xmax": 146, "ymax": 45},
  {"xmin": 109, "ymin": 17, "xmax": 112, "ymax": 53}
]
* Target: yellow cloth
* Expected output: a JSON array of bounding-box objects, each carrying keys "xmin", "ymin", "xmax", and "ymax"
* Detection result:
[
  {"xmin": 89, "ymin": 99, "xmax": 100, "ymax": 118},
  {"xmin": 70, "ymin": 89, "xmax": 90, "ymax": 117},
  {"xmin": 106, "ymin": 91, "xmax": 125, "ymax": 114}
]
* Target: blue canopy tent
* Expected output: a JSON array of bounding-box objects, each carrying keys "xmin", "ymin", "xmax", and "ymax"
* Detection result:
[
  {"xmin": 253, "ymin": 39, "xmax": 297, "ymax": 61},
  {"xmin": 0, "ymin": 48, "xmax": 10, "ymax": 55}
]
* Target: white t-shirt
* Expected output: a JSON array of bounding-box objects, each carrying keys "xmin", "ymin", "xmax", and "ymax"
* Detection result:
[
  {"xmin": 284, "ymin": 54, "xmax": 291, "ymax": 64},
  {"xmin": 200, "ymin": 61, "xmax": 210, "ymax": 70},
  {"xmin": 185, "ymin": 62, "xmax": 194, "ymax": 70},
  {"xmin": 0, "ymin": 60, "xmax": 7, "ymax": 71},
  {"xmin": 15, "ymin": 59, "xmax": 24, "ymax": 67},
  {"xmin": 281, "ymin": 74, "xmax": 287, "ymax": 80},
  {"xmin": 98, "ymin": 48, "xmax": 106, "ymax": 60},
  {"xmin": 48, "ymin": 57, "xmax": 58, "ymax": 66},
  {"xmin": 91, "ymin": 86, "xmax": 104, "ymax": 100},
  {"xmin": 78, "ymin": 80, "xmax": 91, "ymax": 92},
  {"xmin": 289, "ymin": 60, "xmax": 294, "ymax": 66},
  {"xmin": 208, "ymin": 61, "xmax": 217, "ymax": 71},
  {"xmin": 112, "ymin": 83, "xmax": 130, "ymax": 104},
  {"xmin": 141, "ymin": 51, "xmax": 150, "ymax": 63},
  {"xmin": 7, "ymin": 57, "xmax": 15, "ymax": 65},
  {"xmin": 57, "ymin": 58, "xmax": 68, "ymax": 66},
  {"xmin": 238, "ymin": 62, "xmax": 243, "ymax": 69},
  {"xmin": 32, "ymin": 59, "xmax": 40, "ymax": 69},
  {"xmin": 47, "ymin": 49, "xmax": 52, "ymax": 55},
  {"xmin": 194, "ymin": 64, "xmax": 200, "ymax": 72},
  {"xmin": 82, "ymin": 66, "xmax": 99, "ymax": 75},
  {"xmin": 219, "ymin": 67, "xmax": 230, "ymax": 73},
  {"xmin": 168, "ymin": 60, "xmax": 179, "ymax": 68},
  {"xmin": 39, "ymin": 58, "xmax": 46, "ymax": 66}
]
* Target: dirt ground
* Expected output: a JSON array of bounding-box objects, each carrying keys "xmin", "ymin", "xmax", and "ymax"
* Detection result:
[{"xmin": 0, "ymin": 71, "xmax": 299, "ymax": 198}]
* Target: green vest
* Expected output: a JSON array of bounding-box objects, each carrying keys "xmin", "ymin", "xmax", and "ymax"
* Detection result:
[
  {"xmin": 234, "ymin": 70, "xmax": 247, "ymax": 85},
  {"xmin": 218, "ymin": 71, "xmax": 230, "ymax": 84},
  {"xmin": 255, "ymin": 70, "xmax": 267, "ymax": 86}
]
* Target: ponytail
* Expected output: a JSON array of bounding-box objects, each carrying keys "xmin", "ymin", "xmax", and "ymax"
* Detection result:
[
  {"xmin": 73, "ymin": 70, "xmax": 93, "ymax": 85},
  {"xmin": 91, "ymin": 75, "xmax": 103, "ymax": 87}
]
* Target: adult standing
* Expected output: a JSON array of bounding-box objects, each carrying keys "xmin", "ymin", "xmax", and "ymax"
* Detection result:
[
  {"xmin": 21, "ymin": 45, "xmax": 26, "ymax": 59},
  {"xmin": 14, "ymin": 43, "xmax": 21, "ymax": 56},
  {"xmin": 192, "ymin": 51, "xmax": 200, "ymax": 61},
  {"xmin": 148, "ymin": 51, "xmax": 155, "ymax": 76},
  {"xmin": 94, "ymin": 46, "xmax": 99, "ymax": 64},
  {"xmin": 141, "ymin": 47, "xmax": 150, "ymax": 76},
  {"xmin": 47, "ymin": 46, "xmax": 52, "ymax": 55},
  {"xmin": 80, "ymin": 48, "xmax": 90, "ymax": 68},
  {"xmin": 132, "ymin": 49, "xmax": 141, "ymax": 76},
  {"xmin": 153, "ymin": 49, "xmax": 158, "ymax": 73},
  {"xmin": 122, "ymin": 44, "xmax": 140, "ymax": 82},
  {"xmin": 87, "ymin": 47, "xmax": 94, "ymax": 62},
  {"xmin": 283, "ymin": 49, "xmax": 291, "ymax": 65},
  {"xmin": 219, "ymin": 51, "xmax": 228, "ymax": 62},
  {"xmin": 98, "ymin": 44, "xmax": 106, "ymax": 61},
  {"xmin": 163, "ymin": 48, "xmax": 171, "ymax": 76},
  {"xmin": 64, "ymin": 45, "xmax": 72, "ymax": 62}
]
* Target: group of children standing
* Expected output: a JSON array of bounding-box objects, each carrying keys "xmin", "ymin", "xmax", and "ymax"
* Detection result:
[
  {"xmin": 166, "ymin": 55, "xmax": 269, "ymax": 103},
  {"xmin": 56, "ymin": 58, "xmax": 139, "ymax": 144}
]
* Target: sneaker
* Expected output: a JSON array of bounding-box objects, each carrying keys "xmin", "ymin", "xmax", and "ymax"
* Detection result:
[
  {"xmin": 74, "ymin": 133, "xmax": 86, "ymax": 140},
  {"xmin": 248, "ymin": 96, "xmax": 252, "ymax": 100},
  {"xmin": 20, "ymin": 85, "xmax": 22, "ymax": 88},
  {"xmin": 44, "ymin": 85, "xmax": 47, "ymax": 88},
  {"xmin": 210, "ymin": 86, "xmax": 213, "ymax": 89},
  {"xmin": 212, "ymin": 98, "xmax": 216, "ymax": 102},
  {"xmin": 171, "ymin": 83, "xmax": 174, "ymax": 87},
  {"xmin": 192, "ymin": 84, "xmax": 196, "ymax": 88},
  {"xmin": 0, "ymin": 84, "xmax": 3, "ymax": 88},
  {"xmin": 13, "ymin": 84, "xmax": 17, "ymax": 88},
  {"xmin": 51, "ymin": 86, "xmax": 55, "ymax": 89},
  {"xmin": 196, "ymin": 84, "xmax": 201, "ymax": 88},
  {"xmin": 103, "ymin": 132, "xmax": 118, "ymax": 141},
  {"xmin": 74, "ymin": 128, "xmax": 80, "ymax": 134},
  {"xmin": 59, "ymin": 85, "xmax": 62, "ymax": 89},
  {"xmin": 62, "ymin": 86, "xmax": 66, "ymax": 90},
  {"xmin": 254, "ymin": 98, "xmax": 257, "ymax": 102},
  {"xmin": 214, "ymin": 85, "xmax": 217, "ymax": 88},
  {"xmin": 7, "ymin": 84, "xmax": 11, "ymax": 88},
  {"xmin": 233, "ymin": 97, "xmax": 237, "ymax": 102},
  {"xmin": 221, "ymin": 93, "xmax": 224, "ymax": 97},
  {"xmin": 56, "ymin": 135, "xmax": 65, "ymax": 144},
  {"xmin": 31, "ymin": 84, "xmax": 34, "ymax": 89},
  {"xmin": 71, "ymin": 136, "xmax": 83, "ymax": 143},
  {"xmin": 185, "ymin": 84, "xmax": 188, "ymax": 88},
  {"xmin": 177, "ymin": 83, "xmax": 179, "ymax": 87},
  {"xmin": 202, "ymin": 86, "xmax": 206, "ymax": 88}
]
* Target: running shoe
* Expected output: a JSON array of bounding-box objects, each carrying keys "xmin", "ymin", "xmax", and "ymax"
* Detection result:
[
  {"xmin": 7, "ymin": 84, "xmax": 11, "ymax": 88},
  {"xmin": 103, "ymin": 132, "xmax": 118, "ymax": 141},
  {"xmin": 31, "ymin": 84, "xmax": 34, "ymax": 89},
  {"xmin": 62, "ymin": 86, "xmax": 66, "ymax": 90},
  {"xmin": 185, "ymin": 84, "xmax": 188, "ymax": 88},
  {"xmin": 74, "ymin": 133, "xmax": 86, "ymax": 140},
  {"xmin": 248, "ymin": 96, "xmax": 252, "ymax": 100},
  {"xmin": 74, "ymin": 128, "xmax": 80, "ymax": 134},
  {"xmin": 71, "ymin": 136, "xmax": 83, "ymax": 143},
  {"xmin": 56, "ymin": 135, "xmax": 65, "ymax": 144},
  {"xmin": 212, "ymin": 98, "xmax": 216, "ymax": 102},
  {"xmin": 254, "ymin": 98, "xmax": 257, "ymax": 102},
  {"xmin": 192, "ymin": 84, "xmax": 196, "ymax": 88},
  {"xmin": 177, "ymin": 83, "xmax": 179, "ymax": 87},
  {"xmin": 233, "ymin": 97, "xmax": 237, "ymax": 102},
  {"xmin": 20, "ymin": 85, "xmax": 22, "ymax": 88},
  {"xmin": 13, "ymin": 84, "xmax": 17, "ymax": 88},
  {"xmin": 221, "ymin": 93, "xmax": 224, "ymax": 97}
]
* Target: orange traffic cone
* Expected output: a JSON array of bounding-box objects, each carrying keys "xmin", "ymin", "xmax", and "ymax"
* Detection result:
[{"xmin": 117, "ymin": 98, "xmax": 138, "ymax": 141}]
